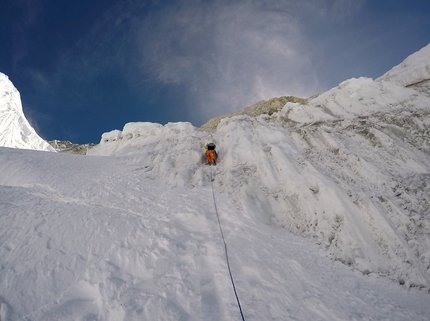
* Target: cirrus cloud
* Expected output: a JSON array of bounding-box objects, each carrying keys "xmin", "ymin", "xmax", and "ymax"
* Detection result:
[{"xmin": 135, "ymin": 0, "xmax": 366, "ymax": 123}]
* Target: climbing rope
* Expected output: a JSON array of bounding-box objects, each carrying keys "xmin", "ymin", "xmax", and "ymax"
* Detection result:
[{"xmin": 210, "ymin": 167, "xmax": 246, "ymax": 321}]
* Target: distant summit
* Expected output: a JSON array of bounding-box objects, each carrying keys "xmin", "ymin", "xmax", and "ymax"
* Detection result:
[{"xmin": 0, "ymin": 72, "xmax": 55, "ymax": 151}]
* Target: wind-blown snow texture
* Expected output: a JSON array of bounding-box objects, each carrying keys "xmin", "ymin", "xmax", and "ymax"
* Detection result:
[
  {"xmin": 1, "ymin": 44, "xmax": 430, "ymax": 320},
  {"xmin": 0, "ymin": 73, "xmax": 54, "ymax": 151}
]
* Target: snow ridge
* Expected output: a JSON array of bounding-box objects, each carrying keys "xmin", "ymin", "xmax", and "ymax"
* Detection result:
[
  {"xmin": 0, "ymin": 72, "xmax": 54, "ymax": 151},
  {"xmin": 377, "ymin": 42, "xmax": 430, "ymax": 88}
]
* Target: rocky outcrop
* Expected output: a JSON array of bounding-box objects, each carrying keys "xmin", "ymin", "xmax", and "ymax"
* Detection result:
[
  {"xmin": 406, "ymin": 79, "xmax": 430, "ymax": 97},
  {"xmin": 49, "ymin": 140, "xmax": 96, "ymax": 155},
  {"xmin": 199, "ymin": 95, "xmax": 309, "ymax": 132}
]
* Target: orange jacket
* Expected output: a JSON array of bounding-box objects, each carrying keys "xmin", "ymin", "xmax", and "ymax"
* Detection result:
[{"xmin": 205, "ymin": 150, "xmax": 217, "ymax": 161}]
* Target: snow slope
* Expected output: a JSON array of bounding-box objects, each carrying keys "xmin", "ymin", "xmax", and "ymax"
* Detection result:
[
  {"xmin": 0, "ymin": 72, "xmax": 54, "ymax": 151},
  {"xmin": 1, "ymin": 147, "xmax": 430, "ymax": 321}
]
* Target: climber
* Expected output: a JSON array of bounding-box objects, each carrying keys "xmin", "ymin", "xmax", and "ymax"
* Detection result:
[{"xmin": 205, "ymin": 143, "xmax": 218, "ymax": 165}]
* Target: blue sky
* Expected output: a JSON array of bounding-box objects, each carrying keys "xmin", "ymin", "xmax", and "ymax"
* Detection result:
[{"xmin": 1, "ymin": 0, "xmax": 429, "ymax": 144}]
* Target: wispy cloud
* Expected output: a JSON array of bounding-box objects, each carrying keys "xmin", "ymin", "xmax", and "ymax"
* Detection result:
[
  {"xmin": 20, "ymin": 0, "xmax": 367, "ymax": 127},
  {"xmin": 135, "ymin": 0, "xmax": 366, "ymax": 123}
]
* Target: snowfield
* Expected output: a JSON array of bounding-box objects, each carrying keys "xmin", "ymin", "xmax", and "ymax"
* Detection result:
[
  {"xmin": 1, "ymin": 147, "xmax": 430, "ymax": 321},
  {"xmin": 1, "ymin": 44, "xmax": 430, "ymax": 320}
]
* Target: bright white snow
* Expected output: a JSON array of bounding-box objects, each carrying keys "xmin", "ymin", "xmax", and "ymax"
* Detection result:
[
  {"xmin": 377, "ymin": 43, "xmax": 430, "ymax": 88},
  {"xmin": 1, "ymin": 44, "xmax": 430, "ymax": 320},
  {"xmin": 1, "ymin": 146, "xmax": 430, "ymax": 320},
  {"xmin": 0, "ymin": 72, "xmax": 54, "ymax": 151}
]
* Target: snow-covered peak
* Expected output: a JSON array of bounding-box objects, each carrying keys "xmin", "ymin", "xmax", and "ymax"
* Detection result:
[
  {"xmin": 377, "ymin": 42, "xmax": 430, "ymax": 89},
  {"xmin": 0, "ymin": 72, "xmax": 55, "ymax": 151}
]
